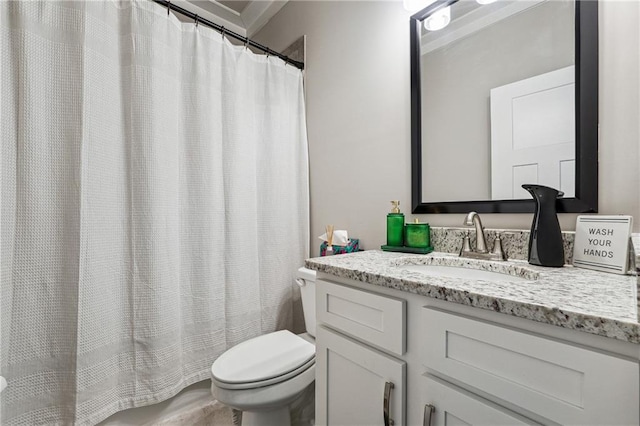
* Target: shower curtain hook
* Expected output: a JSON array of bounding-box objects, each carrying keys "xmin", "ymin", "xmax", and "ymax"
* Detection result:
[
  {"xmin": 167, "ymin": 0, "xmax": 171, "ymax": 16},
  {"xmin": 194, "ymin": 15, "xmax": 199, "ymax": 27},
  {"xmin": 244, "ymin": 39, "xmax": 248, "ymax": 50},
  {"xmin": 221, "ymin": 26, "xmax": 226, "ymax": 40}
]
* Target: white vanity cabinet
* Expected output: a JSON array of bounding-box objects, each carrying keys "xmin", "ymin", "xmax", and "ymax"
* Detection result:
[
  {"xmin": 314, "ymin": 273, "xmax": 640, "ymax": 426},
  {"xmin": 315, "ymin": 279, "xmax": 407, "ymax": 426}
]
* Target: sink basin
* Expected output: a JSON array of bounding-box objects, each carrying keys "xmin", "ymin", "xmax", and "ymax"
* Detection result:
[{"xmin": 397, "ymin": 263, "xmax": 536, "ymax": 282}]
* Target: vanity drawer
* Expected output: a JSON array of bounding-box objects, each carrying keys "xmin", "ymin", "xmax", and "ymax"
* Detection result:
[
  {"xmin": 316, "ymin": 279, "xmax": 406, "ymax": 355},
  {"xmin": 422, "ymin": 308, "xmax": 639, "ymax": 425}
]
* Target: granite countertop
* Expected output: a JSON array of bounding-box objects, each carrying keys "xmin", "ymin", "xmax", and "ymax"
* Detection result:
[
  {"xmin": 633, "ymin": 234, "xmax": 640, "ymax": 271},
  {"xmin": 305, "ymin": 250, "xmax": 640, "ymax": 344}
]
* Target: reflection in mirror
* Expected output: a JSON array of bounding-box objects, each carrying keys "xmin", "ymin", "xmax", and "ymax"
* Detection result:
[
  {"xmin": 410, "ymin": 0, "xmax": 598, "ymax": 214},
  {"xmin": 421, "ymin": 0, "xmax": 574, "ymax": 202}
]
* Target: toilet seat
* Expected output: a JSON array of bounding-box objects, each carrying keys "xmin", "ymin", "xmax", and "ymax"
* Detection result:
[
  {"xmin": 213, "ymin": 357, "xmax": 315, "ymax": 390},
  {"xmin": 211, "ymin": 330, "xmax": 315, "ymax": 390}
]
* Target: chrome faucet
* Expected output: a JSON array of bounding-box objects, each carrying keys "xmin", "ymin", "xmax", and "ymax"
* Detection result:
[
  {"xmin": 459, "ymin": 211, "xmax": 507, "ymax": 261},
  {"xmin": 464, "ymin": 212, "xmax": 488, "ymax": 253}
]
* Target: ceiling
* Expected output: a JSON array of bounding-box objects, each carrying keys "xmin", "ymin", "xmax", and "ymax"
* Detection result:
[
  {"xmin": 218, "ymin": 1, "xmax": 251, "ymax": 14},
  {"xmin": 176, "ymin": 0, "xmax": 288, "ymax": 37}
]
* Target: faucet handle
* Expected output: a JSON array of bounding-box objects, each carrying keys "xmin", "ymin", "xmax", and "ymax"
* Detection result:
[
  {"xmin": 460, "ymin": 231, "xmax": 472, "ymax": 255},
  {"xmin": 491, "ymin": 232, "xmax": 507, "ymax": 261}
]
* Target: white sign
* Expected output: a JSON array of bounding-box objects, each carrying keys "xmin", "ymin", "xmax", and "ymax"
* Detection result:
[{"xmin": 573, "ymin": 215, "xmax": 633, "ymax": 274}]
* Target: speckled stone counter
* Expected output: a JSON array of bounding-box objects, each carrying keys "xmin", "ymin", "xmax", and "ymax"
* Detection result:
[
  {"xmin": 633, "ymin": 234, "xmax": 640, "ymax": 270},
  {"xmin": 306, "ymin": 250, "xmax": 640, "ymax": 343},
  {"xmin": 430, "ymin": 227, "xmax": 575, "ymax": 264},
  {"xmin": 633, "ymin": 234, "xmax": 640, "ymax": 316}
]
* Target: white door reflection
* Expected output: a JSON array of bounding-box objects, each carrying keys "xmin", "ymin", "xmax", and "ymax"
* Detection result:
[{"xmin": 490, "ymin": 65, "xmax": 575, "ymax": 200}]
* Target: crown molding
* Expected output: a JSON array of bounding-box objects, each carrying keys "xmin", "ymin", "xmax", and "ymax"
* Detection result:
[
  {"xmin": 242, "ymin": 1, "xmax": 288, "ymax": 37},
  {"xmin": 178, "ymin": 1, "xmax": 288, "ymax": 40},
  {"xmin": 180, "ymin": 0, "xmax": 246, "ymax": 36}
]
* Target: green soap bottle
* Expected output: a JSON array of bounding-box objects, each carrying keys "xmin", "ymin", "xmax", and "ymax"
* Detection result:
[{"xmin": 387, "ymin": 201, "xmax": 405, "ymax": 247}]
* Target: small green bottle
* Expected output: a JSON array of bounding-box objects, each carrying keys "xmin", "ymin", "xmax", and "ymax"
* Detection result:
[
  {"xmin": 387, "ymin": 201, "xmax": 405, "ymax": 247},
  {"xmin": 404, "ymin": 219, "xmax": 431, "ymax": 248}
]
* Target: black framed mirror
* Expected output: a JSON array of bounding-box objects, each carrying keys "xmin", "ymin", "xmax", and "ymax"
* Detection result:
[{"xmin": 411, "ymin": 0, "xmax": 598, "ymax": 213}]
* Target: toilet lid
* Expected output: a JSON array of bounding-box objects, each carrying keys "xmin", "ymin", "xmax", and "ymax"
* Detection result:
[{"xmin": 211, "ymin": 330, "xmax": 315, "ymax": 384}]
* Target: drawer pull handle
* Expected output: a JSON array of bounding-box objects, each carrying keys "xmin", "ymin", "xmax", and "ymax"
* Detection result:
[
  {"xmin": 384, "ymin": 381, "xmax": 395, "ymax": 426},
  {"xmin": 423, "ymin": 404, "xmax": 435, "ymax": 426}
]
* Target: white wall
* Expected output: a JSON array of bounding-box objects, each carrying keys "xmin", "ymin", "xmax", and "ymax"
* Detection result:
[{"xmin": 254, "ymin": 0, "xmax": 640, "ymax": 253}]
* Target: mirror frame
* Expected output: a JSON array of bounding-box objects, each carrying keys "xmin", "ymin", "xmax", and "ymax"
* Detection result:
[{"xmin": 410, "ymin": 0, "xmax": 598, "ymax": 214}]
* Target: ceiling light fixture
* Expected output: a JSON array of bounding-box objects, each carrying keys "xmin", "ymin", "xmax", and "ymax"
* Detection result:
[
  {"xmin": 403, "ymin": 0, "xmax": 435, "ymax": 13},
  {"xmin": 424, "ymin": 6, "xmax": 451, "ymax": 31}
]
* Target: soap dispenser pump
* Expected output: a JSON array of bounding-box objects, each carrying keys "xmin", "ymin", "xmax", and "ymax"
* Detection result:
[
  {"xmin": 522, "ymin": 184, "xmax": 564, "ymax": 267},
  {"xmin": 387, "ymin": 201, "xmax": 405, "ymax": 247}
]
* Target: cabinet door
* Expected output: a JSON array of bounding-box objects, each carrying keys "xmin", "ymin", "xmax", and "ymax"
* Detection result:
[
  {"xmin": 423, "ymin": 376, "xmax": 538, "ymax": 426},
  {"xmin": 316, "ymin": 325, "xmax": 405, "ymax": 426}
]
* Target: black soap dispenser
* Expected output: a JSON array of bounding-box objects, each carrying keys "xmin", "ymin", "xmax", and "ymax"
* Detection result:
[{"xmin": 522, "ymin": 184, "xmax": 565, "ymax": 267}]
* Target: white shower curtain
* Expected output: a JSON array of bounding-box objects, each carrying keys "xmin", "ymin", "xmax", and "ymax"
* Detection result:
[{"xmin": 0, "ymin": 1, "xmax": 309, "ymax": 424}]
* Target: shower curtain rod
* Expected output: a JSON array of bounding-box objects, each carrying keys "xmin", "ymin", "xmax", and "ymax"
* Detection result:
[{"xmin": 151, "ymin": 0, "xmax": 304, "ymax": 70}]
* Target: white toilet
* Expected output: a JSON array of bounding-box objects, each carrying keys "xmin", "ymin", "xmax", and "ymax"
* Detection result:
[{"xmin": 211, "ymin": 267, "xmax": 317, "ymax": 426}]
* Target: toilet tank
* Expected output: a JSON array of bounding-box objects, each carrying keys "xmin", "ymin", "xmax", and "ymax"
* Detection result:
[{"xmin": 296, "ymin": 267, "xmax": 317, "ymax": 337}]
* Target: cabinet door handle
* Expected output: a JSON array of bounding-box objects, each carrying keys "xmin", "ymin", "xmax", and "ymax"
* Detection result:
[
  {"xmin": 423, "ymin": 404, "xmax": 435, "ymax": 426},
  {"xmin": 383, "ymin": 381, "xmax": 395, "ymax": 426}
]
